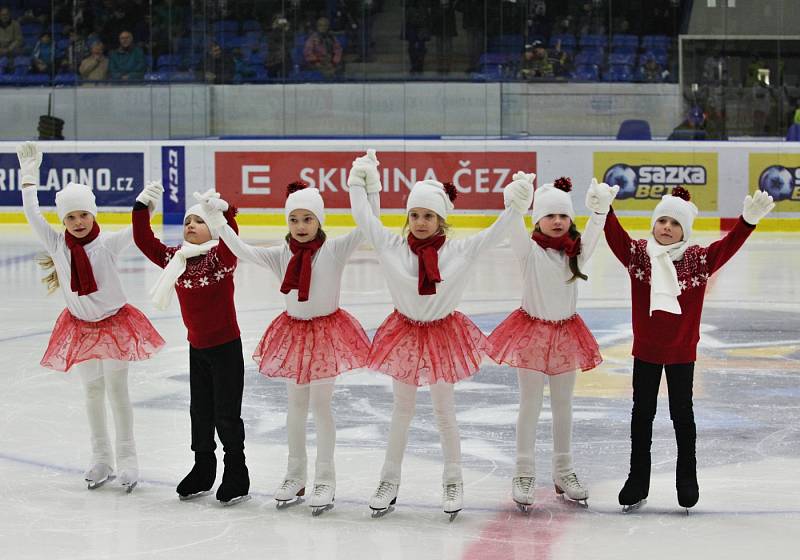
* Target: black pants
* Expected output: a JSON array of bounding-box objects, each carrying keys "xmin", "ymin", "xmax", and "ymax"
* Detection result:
[
  {"xmin": 189, "ymin": 338, "xmax": 245, "ymax": 454},
  {"xmin": 628, "ymin": 359, "xmax": 697, "ymax": 484}
]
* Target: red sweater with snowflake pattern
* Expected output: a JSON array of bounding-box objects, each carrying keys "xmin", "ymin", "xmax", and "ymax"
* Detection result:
[
  {"xmin": 132, "ymin": 206, "xmax": 240, "ymax": 349},
  {"xmin": 604, "ymin": 209, "xmax": 755, "ymax": 364}
]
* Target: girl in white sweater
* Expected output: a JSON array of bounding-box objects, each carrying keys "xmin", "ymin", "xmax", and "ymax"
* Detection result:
[
  {"xmin": 17, "ymin": 142, "xmax": 164, "ymax": 493},
  {"xmin": 488, "ymin": 177, "xmax": 617, "ymax": 510},
  {"xmin": 348, "ymin": 153, "xmax": 534, "ymax": 518},
  {"xmin": 200, "ymin": 174, "xmax": 379, "ymax": 515}
]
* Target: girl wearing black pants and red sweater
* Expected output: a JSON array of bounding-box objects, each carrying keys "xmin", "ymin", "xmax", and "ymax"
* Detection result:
[
  {"xmin": 588, "ymin": 183, "xmax": 775, "ymax": 511},
  {"xmin": 132, "ymin": 182, "xmax": 249, "ymax": 505}
]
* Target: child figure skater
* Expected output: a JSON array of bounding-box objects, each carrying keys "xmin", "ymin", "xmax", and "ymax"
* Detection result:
[
  {"xmin": 348, "ymin": 152, "xmax": 534, "ymax": 519},
  {"xmin": 591, "ymin": 183, "xmax": 775, "ymax": 511},
  {"xmin": 199, "ymin": 177, "xmax": 379, "ymax": 515},
  {"xmin": 132, "ymin": 183, "xmax": 250, "ymax": 506},
  {"xmin": 488, "ymin": 177, "xmax": 618, "ymax": 511},
  {"xmin": 17, "ymin": 142, "xmax": 164, "ymax": 492}
]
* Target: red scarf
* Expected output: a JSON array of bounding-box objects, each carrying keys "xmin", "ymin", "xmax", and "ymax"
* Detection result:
[
  {"xmin": 407, "ymin": 232, "xmax": 446, "ymax": 295},
  {"xmin": 532, "ymin": 230, "xmax": 581, "ymax": 258},
  {"xmin": 64, "ymin": 221, "xmax": 101, "ymax": 296},
  {"xmin": 281, "ymin": 235, "xmax": 325, "ymax": 302}
]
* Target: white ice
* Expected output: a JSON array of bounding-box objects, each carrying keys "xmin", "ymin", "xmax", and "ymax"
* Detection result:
[{"xmin": 1, "ymin": 223, "xmax": 799, "ymax": 560}]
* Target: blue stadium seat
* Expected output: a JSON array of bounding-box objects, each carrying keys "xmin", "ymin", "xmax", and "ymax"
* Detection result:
[
  {"xmin": 488, "ymin": 34, "xmax": 524, "ymax": 54},
  {"xmin": 603, "ymin": 64, "xmax": 634, "ymax": 82},
  {"xmin": 53, "ymin": 72, "xmax": 77, "ymax": 86},
  {"xmin": 550, "ymin": 34, "xmax": 577, "ymax": 50},
  {"xmin": 572, "ymin": 64, "xmax": 599, "ymax": 81},
  {"xmin": 579, "ymin": 34, "xmax": 607, "ymax": 49},
  {"xmin": 643, "ymin": 49, "xmax": 669, "ymax": 66},
  {"xmin": 478, "ymin": 53, "xmax": 511, "ymax": 66},
  {"xmin": 13, "ymin": 56, "xmax": 31, "ymax": 71},
  {"xmin": 242, "ymin": 20, "xmax": 261, "ymax": 33},
  {"xmin": 575, "ymin": 49, "xmax": 604, "ymax": 66},
  {"xmin": 786, "ymin": 123, "xmax": 800, "ymax": 141},
  {"xmin": 641, "ymin": 35, "xmax": 671, "ymax": 51},
  {"xmin": 18, "ymin": 74, "xmax": 50, "ymax": 86},
  {"xmin": 214, "ymin": 20, "xmax": 239, "ymax": 34},
  {"xmin": 609, "ymin": 52, "xmax": 635, "ymax": 66},
  {"xmin": 617, "ymin": 119, "xmax": 652, "ymax": 140},
  {"xmin": 611, "ymin": 34, "xmax": 638, "ymax": 50}
]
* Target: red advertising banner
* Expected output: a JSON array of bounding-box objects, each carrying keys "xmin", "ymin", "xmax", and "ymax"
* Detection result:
[{"xmin": 215, "ymin": 150, "xmax": 537, "ymax": 210}]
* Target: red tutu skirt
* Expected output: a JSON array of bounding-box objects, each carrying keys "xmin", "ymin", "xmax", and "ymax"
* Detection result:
[
  {"xmin": 41, "ymin": 304, "xmax": 165, "ymax": 372},
  {"xmin": 253, "ymin": 309, "xmax": 371, "ymax": 384},
  {"xmin": 368, "ymin": 310, "xmax": 491, "ymax": 387},
  {"xmin": 488, "ymin": 309, "xmax": 601, "ymax": 375}
]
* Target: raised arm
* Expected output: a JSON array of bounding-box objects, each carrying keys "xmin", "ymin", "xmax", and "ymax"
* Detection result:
[
  {"xmin": 18, "ymin": 143, "xmax": 60, "ymax": 253},
  {"xmin": 347, "ymin": 150, "xmax": 397, "ymax": 250},
  {"xmin": 216, "ymin": 223, "xmax": 283, "ymax": 276},
  {"xmin": 131, "ymin": 181, "xmax": 170, "ymax": 267},
  {"xmin": 333, "ymin": 189, "xmax": 382, "ymax": 262},
  {"xmin": 706, "ymin": 191, "xmax": 772, "ymax": 273},
  {"xmin": 577, "ymin": 211, "xmax": 607, "ymax": 266},
  {"xmin": 603, "ymin": 208, "xmax": 634, "ymax": 267}
]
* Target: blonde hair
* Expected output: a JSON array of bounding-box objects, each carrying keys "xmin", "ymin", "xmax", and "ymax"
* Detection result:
[
  {"xmin": 36, "ymin": 253, "xmax": 60, "ymax": 294},
  {"xmin": 402, "ymin": 215, "xmax": 451, "ymax": 237}
]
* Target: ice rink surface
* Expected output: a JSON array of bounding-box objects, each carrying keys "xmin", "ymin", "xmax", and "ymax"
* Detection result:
[{"xmin": 1, "ymin": 222, "xmax": 799, "ymax": 560}]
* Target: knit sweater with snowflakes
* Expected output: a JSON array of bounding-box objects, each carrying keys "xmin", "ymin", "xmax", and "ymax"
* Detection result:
[
  {"xmin": 604, "ymin": 208, "xmax": 755, "ymax": 364},
  {"xmin": 132, "ymin": 203, "xmax": 240, "ymax": 349}
]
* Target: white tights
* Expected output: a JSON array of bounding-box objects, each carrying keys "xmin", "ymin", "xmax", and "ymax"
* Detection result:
[
  {"xmin": 285, "ymin": 380, "xmax": 337, "ymax": 485},
  {"xmin": 75, "ymin": 359, "xmax": 137, "ymax": 474},
  {"xmin": 380, "ymin": 380, "xmax": 462, "ymax": 485},
  {"xmin": 516, "ymin": 368, "xmax": 577, "ymax": 478}
]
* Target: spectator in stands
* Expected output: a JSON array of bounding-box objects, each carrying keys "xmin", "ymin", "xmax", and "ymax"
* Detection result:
[
  {"xmin": 303, "ymin": 16, "xmax": 343, "ymax": 78},
  {"xmin": 549, "ymin": 39, "xmax": 573, "ymax": 78},
  {"xmin": 204, "ymin": 41, "xmax": 235, "ymax": 84},
  {"xmin": 79, "ymin": 40, "xmax": 109, "ymax": 82},
  {"xmin": 109, "ymin": 30, "xmax": 146, "ymax": 81},
  {"xmin": 403, "ymin": 0, "xmax": 430, "ymax": 75},
  {"xmin": 431, "ymin": 0, "xmax": 457, "ymax": 74},
  {"xmin": 517, "ymin": 41, "xmax": 554, "ymax": 80},
  {"xmin": 31, "ymin": 32, "xmax": 54, "ymax": 75},
  {"xmin": 0, "ymin": 6, "xmax": 22, "ymax": 59},
  {"xmin": 668, "ymin": 106, "xmax": 708, "ymax": 141},
  {"xmin": 266, "ymin": 13, "xmax": 293, "ymax": 79},
  {"xmin": 639, "ymin": 54, "xmax": 666, "ymax": 83}
]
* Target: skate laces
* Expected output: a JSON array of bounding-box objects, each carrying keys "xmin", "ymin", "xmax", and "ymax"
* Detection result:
[
  {"xmin": 374, "ymin": 481, "xmax": 396, "ymax": 499},
  {"xmin": 444, "ymin": 483, "xmax": 461, "ymax": 500},
  {"xmin": 560, "ymin": 472, "xmax": 582, "ymax": 488},
  {"xmin": 515, "ymin": 476, "xmax": 534, "ymax": 493},
  {"xmin": 279, "ymin": 479, "xmax": 301, "ymax": 491},
  {"xmin": 313, "ymin": 484, "xmax": 332, "ymax": 496}
]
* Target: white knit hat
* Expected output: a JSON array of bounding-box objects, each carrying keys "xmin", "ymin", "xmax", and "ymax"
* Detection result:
[
  {"xmin": 651, "ymin": 188, "xmax": 698, "ymax": 241},
  {"xmin": 285, "ymin": 186, "xmax": 325, "ymax": 226},
  {"xmin": 55, "ymin": 182, "xmax": 97, "ymax": 221},
  {"xmin": 531, "ymin": 178, "xmax": 575, "ymax": 225},
  {"xmin": 406, "ymin": 180, "xmax": 455, "ymax": 219},
  {"xmin": 185, "ymin": 204, "xmax": 220, "ymax": 240}
]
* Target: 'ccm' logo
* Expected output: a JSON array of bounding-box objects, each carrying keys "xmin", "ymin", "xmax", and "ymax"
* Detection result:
[
  {"xmin": 242, "ymin": 165, "xmax": 270, "ymax": 195},
  {"xmin": 166, "ymin": 149, "xmax": 180, "ymax": 204}
]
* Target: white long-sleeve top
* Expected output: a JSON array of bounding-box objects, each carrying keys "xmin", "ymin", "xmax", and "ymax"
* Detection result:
[
  {"xmin": 349, "ymin": 186, "xmax": 519, "ymax": 322},
  {"xmin": 22, "ymin": 187, "xmax": 132, "ymax": 322},
  {"xmin": 507, "ymin": 211, "xmax": 606, "ymax": 321},
  {"xmin": 216, "ymin": 193, "xmax": 380, "ymax": 320}
]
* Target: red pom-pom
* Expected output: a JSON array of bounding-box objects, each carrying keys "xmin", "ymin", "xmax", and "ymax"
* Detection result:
[
  {"xmin": 442, "ymin": 182, "xmax": 458, "ymax": 203},
  {"xmin": 553, "ymin": 177, "xmax": 572, "ymax": 192},
  {"xmin": 671, "ymin": 186, "xmax": 691, "ymax": 201},
  {"xmin": 286, "ymin": 181, "xmax": 309, "ymax": 197}
]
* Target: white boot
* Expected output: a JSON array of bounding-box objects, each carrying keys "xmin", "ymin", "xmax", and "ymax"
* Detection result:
[
  {"xmin": 369, "ymin": 481, "xmax": 399, "ymax": 513},
  {"xmin": 309, "ymin": 483, "xmax": 335, "ymax": 515},
  {"xmin": 119, "ymin": 468, "xmax": 138, "ymax": 493},
  {"xmin": 274, "ymin": 478, "xmax": 305, "ymax": 506},
  {"xmin": 554, "ymin": 471, "xmax": 588, "ymax": 502},
  {"xmin": 512, "ymin": 476, "xmax": 535, "ymax": 507},
  {"xmin": 85, "ymin": 463, "xmax": 114, "ymax": 490},
  {"xmin": 442, "ymin": 482, "xmax": 463, "ymax": 517}
]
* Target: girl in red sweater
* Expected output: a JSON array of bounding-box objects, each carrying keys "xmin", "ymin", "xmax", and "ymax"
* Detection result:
[
  {"xmin": 592, "ymin": 184, "xmax": 774, "ymax": 511},
  {"xmin": 132, "ymin": 183, "xmax": 249, "ymax": 506}
]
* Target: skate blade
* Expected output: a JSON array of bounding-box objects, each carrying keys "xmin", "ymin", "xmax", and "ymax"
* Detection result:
[
  {"xmin": 276, "ymin": 497, "xmax": 305, "ymax": 509},
  {"xmin": 370, "ymin": 505, "xmax": 395, "ymax": 518},
  {"xmin": 123, "ymin": 481, "xmax": 138, "ymax": 494},
  {"xmin": 178, "ymin": 490, "xmax": 212, "ymax": 501},
  {"xmin": 557, "ymin": 494, "xmax": 589, "ymax": 508},
  {"xmin": 621, "ymin": 499, "xmax": 646, "ymax": 513},
  {"xmin": 220, "ymin": 494, "xmax": 251, "ymax": 507},
  {"xmin": 86, "ymin": 474, "xmax": 116, "ymax": 490},
  {"xmin": 447, "ymin": 510, "xmax": 461, "ymax": 522},
  {"xmin": 514, "ymin": 501, "xmax": 533, "ymax": 513},
  {"xmin": 311, "ymin": 503, "xmax": 334, "ymax": 517}
]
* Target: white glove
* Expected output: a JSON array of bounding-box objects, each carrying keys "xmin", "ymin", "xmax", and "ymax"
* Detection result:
[
  {"xmin": 192, "ymin": 190, "xmax": 228, "ymax": 229},
  {"xmin": 348, "ymin": 149, "xmax": 382, "ymax": 193},
  {"xmin": 585, "ymin": 178, "xmax": 620, "ymax": 214},
  {"xmin": 503, "ymin": 171, "xmax": 535, "ymax": 214},
  {"xmin": 16, "ymin": 141, "xmax": 42, "ymax": 186},
  {"xmin": 742, "ymin": 189, "xmax": 775, "ymax": 225},
  {"xmin": 136, "ymin": 180, "xmax": 164, "ymax": 210}
]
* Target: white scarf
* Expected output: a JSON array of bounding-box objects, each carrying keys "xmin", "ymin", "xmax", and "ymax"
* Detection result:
[
  {"xmin": 150, "ymin": 240, "xmax": 218, "ymax": 311},
  {"xmin": 645, "ymin": 237, "xmax": 689, "ymax": 316}
]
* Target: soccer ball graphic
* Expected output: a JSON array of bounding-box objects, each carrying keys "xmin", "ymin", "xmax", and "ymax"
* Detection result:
[
  {"xmin": 603, "ymin": 164, "xmax": 637, "ymax": 199},
  {"xmin": 758, "ymin": 165, "xmax": 793, "ymax": 201}
]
